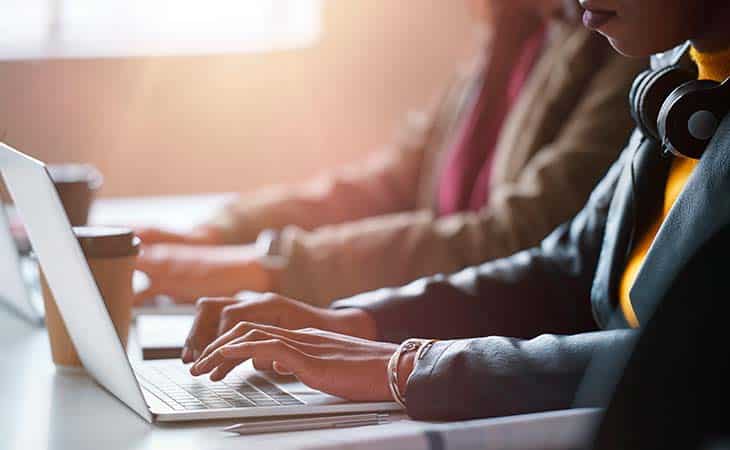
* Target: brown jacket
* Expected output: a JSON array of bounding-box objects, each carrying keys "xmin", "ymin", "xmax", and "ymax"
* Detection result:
[{"xmin": 209, "ymin": 22, "xmax": 644, "ymax": 306}]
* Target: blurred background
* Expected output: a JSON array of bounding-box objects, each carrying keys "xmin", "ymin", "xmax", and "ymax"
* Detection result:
[{"xmin": 0, "ymin": 0, "xmax": 474, "ymax": 197}]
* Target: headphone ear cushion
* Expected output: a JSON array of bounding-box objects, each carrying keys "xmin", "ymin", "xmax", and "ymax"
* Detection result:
[
  {"xmin": 635, "ymin": 67, "xmax": 695, "ymax": 141},
  {"xmin": 629, "ymin": 69, "xmax": 654, "ymax": 135},
  {"xmin": 658, "ymin": 79, "xmax": 722, "ymax": 159}
]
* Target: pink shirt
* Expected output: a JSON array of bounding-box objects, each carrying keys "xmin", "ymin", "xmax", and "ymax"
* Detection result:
[{"xmin": 438, "ymin": 26, "xmax": 547, "ymax": 215}]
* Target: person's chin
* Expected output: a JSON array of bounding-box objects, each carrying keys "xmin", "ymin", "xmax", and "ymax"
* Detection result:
[
  {"xmin": 604, "ymin": 37, "xmax": 641, "ymax": 57},
  {"xmin": 603, "ymin": 37, "xmax": 662, "ymax": 58},
  {"xmin": 592, "ymin": 23, "xmax": 654, "ymax": 57},
  {"xmin": 604, "ymin": 33, "xmax": 688, "ymax": 58}
]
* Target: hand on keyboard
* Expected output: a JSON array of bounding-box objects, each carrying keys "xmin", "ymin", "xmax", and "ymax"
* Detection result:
[
  {"xmin": 189, "ymin": 323, "xmax": 399, "ymax": 403},
  {"xmin": 137, "ymin": 361, "xmax": 303, "ymax": 411},
  {"xmin": 182, "ymin": 293, "xmax": 376, "ymax": 363}
]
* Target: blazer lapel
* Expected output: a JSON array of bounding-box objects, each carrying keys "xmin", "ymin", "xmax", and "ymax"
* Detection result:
[
  {"xmin": 591, "ymin": 131, "xmax": 668, "ymax": 327},
  {"xmin": 630, "ymin": 114, "xmax": 730, "ymax": 323}
]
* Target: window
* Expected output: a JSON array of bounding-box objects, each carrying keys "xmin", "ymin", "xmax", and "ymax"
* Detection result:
[{"xmin": 0, "ymin": 0, "xmax": 322, "ymax": 60}]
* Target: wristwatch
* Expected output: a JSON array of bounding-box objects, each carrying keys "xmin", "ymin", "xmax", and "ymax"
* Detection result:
[{"xmin": 254, "ymin": 229, "xmax": 286, "ymax": 268}]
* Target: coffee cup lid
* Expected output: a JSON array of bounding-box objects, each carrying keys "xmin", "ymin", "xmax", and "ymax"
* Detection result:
[
  {"xmin": 47, "ymin": 164, "xmax": 103, "ymax": 190},
  {"xmin": 72, "ymin": 226, "xmax": 140, "ymax": 258}
]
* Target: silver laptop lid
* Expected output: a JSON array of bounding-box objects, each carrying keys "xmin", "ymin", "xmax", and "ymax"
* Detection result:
[
  {"xmin": 0, "ymin": 142, "xmax": 151, "ymax": 422},
  {"xmin": 0, "ymin": 202, "xmax": 42, "ymax": 324}
]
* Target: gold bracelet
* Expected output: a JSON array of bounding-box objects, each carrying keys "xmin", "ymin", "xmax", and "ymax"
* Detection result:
[
  {"xmin": 387, "ymin": 348, "xmax": 407, "ymax": 408},
  {"xmin": 387, "ymin": 339, "xmax": 435, "ymax": 409}
]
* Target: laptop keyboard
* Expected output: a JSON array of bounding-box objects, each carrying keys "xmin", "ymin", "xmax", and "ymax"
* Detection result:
[{"xmin": 135, "ymin": 362, "xmax": 304, "ymax": 411}]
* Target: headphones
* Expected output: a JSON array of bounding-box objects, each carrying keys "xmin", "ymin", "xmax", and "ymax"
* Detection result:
[{"xmin": 630, "ymin": 65, "xmax": 730, "ymax": 159}]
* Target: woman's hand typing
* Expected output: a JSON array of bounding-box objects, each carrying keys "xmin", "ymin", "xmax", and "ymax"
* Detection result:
[
  {"xmin": 181, "ymin": 293, "xmax": 378, "ymax": 363},
  {"xmin": 189, "ymin": 323, "xmax": 400, "ymax": 402}
]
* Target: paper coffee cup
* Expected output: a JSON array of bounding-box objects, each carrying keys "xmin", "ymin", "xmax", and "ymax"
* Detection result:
[
  {"xmin": 47, "ymin": 164, "xmax": 103, "ymax": 226},
  {"xmin": 41, "ymin": 226, "xmax": 140, "ymax": 370}
]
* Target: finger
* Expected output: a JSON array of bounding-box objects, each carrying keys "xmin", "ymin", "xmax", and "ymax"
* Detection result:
[
  {"xmin": 181, "ymin": 342, "xmax": 194, "ymax": 363},
  {"xmin": 192, "ymin": 333, "xmax": 315, "ymax": 376},
  {"xmin": 217, "ymin": 292, "xmax": 286, "ymax": 335},
  {"xmin": 217, "ymin": 304, "xmax": 245, "ymax": 337},
  {"xmin": 198, "ymin": 326, "xmax": 263, "ymax": 362},
  {"xmin": 220, "ymin": 340, "xmax": 310, "ymax": 376},
  {"xmin": 195, "ymin": 329, "xmax": 284, "ymax": 372},
  {"xmin": 209, "ymin": 360, "xmax": 240, "ymax": 381},
  {"xmin": 132, "ymin": 283, "xmax": 162, "ymax": 306},
  {"xmin": 182, "ymin": 332, "xmax": 202, "ymax": 364},
  {"xmin": 134, "ymin": 247, "xmax": 166, "ymax": 273},
  {"xmin": 272, "ymin": 361, "xmax": 293, "ymax": 376},
  {"xmin": 134, "ymin": 227, "xmax": 164, "ymax": 244},
  {"xmin": 200, "ymin": 322, "xmax": 322, "ymax": 362},
  {"xmin": 135, "ymin": 227, "xmax": 186, "ymax": 245},
  {"xmin": 252, "ymin": 357, "xmax": 274, "ymax": 372},
  {"xmin": 182, "ymin": 298, "xmax": 228, "ymax": 362}
]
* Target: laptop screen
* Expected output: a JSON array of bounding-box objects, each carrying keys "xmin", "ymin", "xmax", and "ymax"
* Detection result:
[
  {"xmin": 0, "ymin": 142, "xmax": 151, "ymax": 422},
  {"xmin": 0, "ymin": 202, "xmax": 40, "ymax": 323}
]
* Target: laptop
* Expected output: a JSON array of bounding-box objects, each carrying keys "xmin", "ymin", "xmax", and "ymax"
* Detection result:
[
  {"xmin": 0, "ymin": 201, "xmax": 44, "ymax": 325},
  {"xmin": 0, "ymin": 142, "xmax": 400, "ymax": 423}
]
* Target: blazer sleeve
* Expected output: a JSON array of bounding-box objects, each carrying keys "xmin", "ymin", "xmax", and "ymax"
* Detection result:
[
  {"xmin": 404, "ymin": 329, "xmax": 638, "ymax": 420},
  {"xmin": 262, "ymin": 54, "xmax": 642, "ymax": 306},
  {"xmin": 204, "ymin": 107, "xmax": 439, "ymax": 245},
  {"xmin": 330, "ymin": 148, "xmax": 634, "ymax": 421},
  {"xmin": 331, "ymin": 146, "xmax": 629, "ymax": 343}
]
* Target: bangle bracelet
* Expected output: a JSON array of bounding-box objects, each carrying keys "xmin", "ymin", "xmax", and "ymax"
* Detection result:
[
  {"xmin": 387, "ymin": 339, "xmax": 434, "ymax": 409},
  {"xmin": 387, "ymin": 349, "xmax": 406, "ymax": 408},
  {"xmin": 416, "ymin": 339, "xmax": 436, "ymax": 361}
]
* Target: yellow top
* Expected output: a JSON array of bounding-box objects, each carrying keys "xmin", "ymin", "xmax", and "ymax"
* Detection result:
[
  {"xmin": 619, "ymin": 47, "xmax": 730, "ymax": 328},
  {"xmin": 690, "ymin": 46, "xmax": 730, "ymax": 81}
]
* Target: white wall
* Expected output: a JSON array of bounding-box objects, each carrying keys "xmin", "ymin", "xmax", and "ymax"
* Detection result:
[{"xmin": 0, "ymin": 0, "xmax": 474, "ymax": 197}]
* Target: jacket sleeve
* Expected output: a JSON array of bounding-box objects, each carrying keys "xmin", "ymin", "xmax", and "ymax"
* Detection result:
[
  {"xmin": 263, "ymin": 54, "xmax": 642, "ymax": 306},
  {"xmin": 204, "ymin": 108, "xmax": 439, "ymax": 245},
  {"xmin": 331, "ymin": 145, "xmax": 629, "ymax": 342},
  {"xmin": 329, "ymin": 147, "xmax": 633, "ymax": 421},
  {"xmin": 405, "ymin": 329, "xmax": 638, "ymax": 420}
]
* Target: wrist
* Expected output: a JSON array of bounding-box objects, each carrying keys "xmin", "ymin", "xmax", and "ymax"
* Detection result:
[
  {"xmin": 249, "ymin": 258, "xmax": 275, "ymax": 293},
  {"xmin": 396, "ymin": 351, "xmax": 416, "ymax": 398},
  {"xmin": 387, "ymin": 339, "xmax": 434, "ymax": 408}
]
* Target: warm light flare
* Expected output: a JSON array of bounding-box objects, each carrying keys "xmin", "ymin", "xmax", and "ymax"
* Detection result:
[{"xmin": 0, "ymin": 0, "xmax": 322, "ymax": 60}]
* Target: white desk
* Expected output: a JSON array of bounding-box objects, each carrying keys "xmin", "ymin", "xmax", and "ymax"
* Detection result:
[
  {"xmin": 89, "ymin": 193, "xmax": 235, "ymax": 232},
  {"xmin": 0, "ymin": 195, "xmax": 599, "ymax": 450},
  {"xmin": 1, "ymin": 195, "xmax": 423, "ymax": 450},
  {"xmin": 0, "ymin": 309, "xmax": 443, "ymax": 450}
]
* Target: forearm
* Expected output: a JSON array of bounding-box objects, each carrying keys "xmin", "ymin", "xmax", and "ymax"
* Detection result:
[
  {"xmin": 331, "ymin": 147, "xmax": 627, "ymax": 341},
  {"xmin": 404, "ymin": 329, "xmax": 638, "ymax": 420},
  {"xmin": 269, "ymin": 201, "xmax": 586, "ymax": 306},
  {"xmin": 265, "ymin": 57, "xmax": 641, "ymax": 305},
  {"xmin": 332, "ymin": 244, "xmax": 599, "ymax": 343},
  {"xmin": 206, "ymin": 115, "xmax": 431, "ymax": 245}
]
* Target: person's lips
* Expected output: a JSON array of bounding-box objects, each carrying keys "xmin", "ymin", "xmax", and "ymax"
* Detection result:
[{"xmin": 582, "ymin": 8, "xmax": 617, "ymax": 30}]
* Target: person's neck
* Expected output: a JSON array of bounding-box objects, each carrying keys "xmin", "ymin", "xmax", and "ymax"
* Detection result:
[{"xmin": 692, "ymin": 33, "xmax": 730, "ymax": 53}]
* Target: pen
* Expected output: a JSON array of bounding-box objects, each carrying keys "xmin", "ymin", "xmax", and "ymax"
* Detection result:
[{"xmin": 223, "ymin": 413, "xmax": 391, "ymax": 435}]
